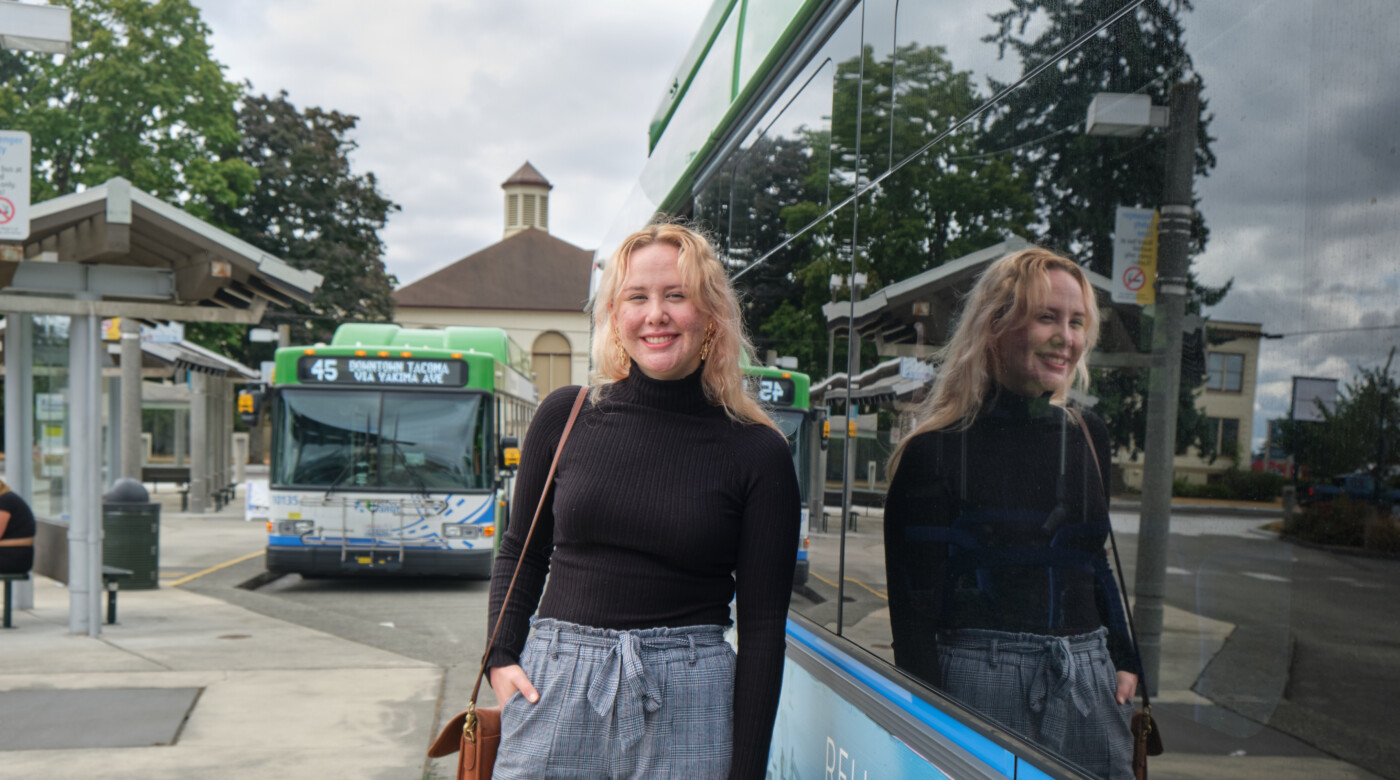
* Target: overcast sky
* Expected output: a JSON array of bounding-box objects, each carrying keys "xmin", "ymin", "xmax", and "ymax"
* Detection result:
[
  {"xmin": 192, "ymin": 0, "xmax": 711, "ymax": 288},
  {"xmin": 189, "ymin": 0, "xmax": 1398, "ymax": 454}
]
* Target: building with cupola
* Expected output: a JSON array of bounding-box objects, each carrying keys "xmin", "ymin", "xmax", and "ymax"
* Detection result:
[{"xmin": 392, "ymin": 163, "xmax": 592, "ymax": 398}]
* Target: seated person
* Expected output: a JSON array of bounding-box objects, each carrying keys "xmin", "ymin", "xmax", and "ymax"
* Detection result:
[{"xmin": 0, "ymin": 478, "xmax": 35, "ymax": 574}]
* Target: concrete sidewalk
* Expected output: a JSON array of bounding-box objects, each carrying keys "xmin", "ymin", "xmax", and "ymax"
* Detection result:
[
  {"xmin": 0, "ymin": 485, "xmax": 443, "ymax": 780},
  {"xmin": 0, "ymin": 480, "xmax": 1381, "ymax": 780}
]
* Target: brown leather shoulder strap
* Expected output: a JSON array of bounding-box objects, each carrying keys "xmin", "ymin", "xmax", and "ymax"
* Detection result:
[{"xmin": 469, "ymin": 385, "xmax": 589, "ymax": 704}]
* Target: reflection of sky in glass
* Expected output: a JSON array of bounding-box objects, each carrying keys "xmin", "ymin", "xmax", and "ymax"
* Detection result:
[{"xmin": 1182, "ymin": 0, "xmax": 1400, "ymax": 449}]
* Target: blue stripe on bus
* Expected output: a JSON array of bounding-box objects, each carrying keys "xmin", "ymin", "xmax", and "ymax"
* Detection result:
[
  {"xmin": 267, "ymin": 534, "xmax": 482, "ymax": 549},
  {"xmin": 784, "ymin": 618, "xmax": 1017, "ymax": 777}
]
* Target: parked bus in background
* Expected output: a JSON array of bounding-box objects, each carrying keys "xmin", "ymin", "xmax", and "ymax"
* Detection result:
[
  {"xmin": 744, "ymin": 363, "xmax": 819, "ymax": 586},
  {"xmin": 262, "ymin": 323, "xmax": 537, "ymax": 579}
]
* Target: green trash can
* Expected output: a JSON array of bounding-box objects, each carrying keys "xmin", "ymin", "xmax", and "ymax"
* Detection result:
[{"xmin": 103, "ymin": 478, "xmax": 160, "ymax": 590}]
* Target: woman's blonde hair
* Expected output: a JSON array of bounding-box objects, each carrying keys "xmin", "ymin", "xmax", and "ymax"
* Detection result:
[
  {"xmin": 889, "ymin": 247, "xmax": 1100, "ymax": 474},
  {"xmin": 589, "ymin": 221, "xmax": 778, "ymax": 431},
  {"xmin": 0, "ymin": 477, "xmax": 9, "ymax": 495}
]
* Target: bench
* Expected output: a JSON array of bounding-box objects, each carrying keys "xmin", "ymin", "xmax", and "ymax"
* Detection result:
[
  {"xmin": 102, "ymin": 565, "xmax": 133, "ymax": 624},
  {"xmin": 141, "ymin": 465, "xmax": 191, "ymax": 486},
  {"xmin": 32, "ymin": 519, "xmax": 135, "ymax": 625},
  {"xmin": 141, "ymin": 465, "xmax": 195, "ymax": 508},
  {"xmin": 2, "ymin": 571, "xmax": 27, "ymax": 629}
]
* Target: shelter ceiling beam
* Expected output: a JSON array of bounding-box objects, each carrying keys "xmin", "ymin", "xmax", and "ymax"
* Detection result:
[
  {"xmin": 4, "ymin": 262, "xmax": 175, "ymax": 299},
  {"xmin": 174, "ymin": 252, "xmax": 232, "ymax": 302},
  {"xmin": 0, "ymin": 295, "xmax": 267, "ymax": 323}
]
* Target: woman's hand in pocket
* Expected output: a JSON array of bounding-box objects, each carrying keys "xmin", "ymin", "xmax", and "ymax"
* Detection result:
[
  {"xmin": 1115, "ymin": 671, "xmax": 1138, "ymax": 706},
  {"xmin": 490, "ymin": 664, "xmax": 539, "ymax": 706}
]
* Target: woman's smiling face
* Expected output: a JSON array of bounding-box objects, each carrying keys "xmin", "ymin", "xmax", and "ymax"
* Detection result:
[
  {"xmin": 996, "ymin": 269, "xmax": 1088, "ymax": 397},
  {"xmin": 613, "ymin": 241, "xmax": 712, "ymax": 381}
]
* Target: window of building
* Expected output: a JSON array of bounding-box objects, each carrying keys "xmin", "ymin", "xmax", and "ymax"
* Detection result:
[
  {"xmin": 1207, "ymin": 352, "xmax": 1244, "ymax": 392},
  {"xmin": 522, "ymin": 194, "xmax": 536, "ymax": 227},
  {"xmin": 507, "ymin": 194, "xmax": 519, "ymax": 227},
  {"xmin": 531, "ymin": 331, "xmax": 571, "ymax": 398}
]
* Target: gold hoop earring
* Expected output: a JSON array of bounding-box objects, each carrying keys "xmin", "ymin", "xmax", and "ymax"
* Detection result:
[{"xmin": 698, "ymin": 324, "xmax": 715, "ymax": 362}]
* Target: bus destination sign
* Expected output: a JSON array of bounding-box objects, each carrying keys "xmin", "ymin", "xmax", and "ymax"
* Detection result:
[{"xmin": 297, "ymin": 355, "xmax": 467, "ymax": 386}]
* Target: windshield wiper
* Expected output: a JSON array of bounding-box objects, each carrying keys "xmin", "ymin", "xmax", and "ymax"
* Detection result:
[
  {"xmin": 386, "ymin": 411, "xmax": 432, "ymax": 498},
  {"xmin": 324, "ymin": 411, "xmax": 372, "ymax": 500}
]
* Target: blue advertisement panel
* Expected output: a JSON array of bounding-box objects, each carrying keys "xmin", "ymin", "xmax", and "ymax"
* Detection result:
[{"xmin": 767, "ymin": 659, "xmax": 956, "ymax": 780}]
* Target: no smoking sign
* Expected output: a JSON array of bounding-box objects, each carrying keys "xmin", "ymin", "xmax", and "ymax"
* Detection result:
[{"xmin": 1122, "ymin": 265, "xmax": 1147, "ymax": 292}]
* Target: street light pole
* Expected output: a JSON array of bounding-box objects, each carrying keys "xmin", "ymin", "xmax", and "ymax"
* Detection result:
[{"xmin": 1133, "ymin": 82, "xmax": 1199, "ymax": 695}]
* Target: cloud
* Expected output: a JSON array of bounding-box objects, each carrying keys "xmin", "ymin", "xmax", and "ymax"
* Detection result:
[{"xmin": 192, "ymin": 0, "xmax": 711, "ymax": 285}]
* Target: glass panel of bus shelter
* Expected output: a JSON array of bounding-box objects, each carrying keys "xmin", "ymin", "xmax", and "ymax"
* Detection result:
[
  {"xmin": 794, "ymin": 0, "xmax": 1400, "ymax": 777},
  {"xmin": 379, "ymin": 392, "xmax": 489, "ymax": 491},
  {"xmin": 273, "ymin": 389, "xmax": 380, "ymax": 487},
  {"xmin": 31, "ymin": 315, "xmax": 70, "ymax": 519}
]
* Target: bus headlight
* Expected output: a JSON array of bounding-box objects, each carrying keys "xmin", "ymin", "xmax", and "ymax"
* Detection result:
[
  {"xmin": 443, "ymin": 523, "xmax": 482, "ymax": 539},
  {"xmin": 277, "ymin": 520, "xmax": 314, "ymax": 535}
]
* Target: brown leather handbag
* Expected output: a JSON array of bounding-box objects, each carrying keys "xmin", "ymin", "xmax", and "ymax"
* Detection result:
[
  {"xmin": 427, "ymin": 386, "xmax": 589, "ymax": 780},
  {"xmin": 1069, "ymin": 408, "xmax": 1165, "ymax": 780}
]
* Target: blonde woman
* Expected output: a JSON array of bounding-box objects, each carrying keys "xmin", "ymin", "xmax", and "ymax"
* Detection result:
[
  {"xmin": 883, "ymin": 248, "xmax": 1137, "ymax": 779},
  {"xmin": 485, "ymin": 222, "xmax": 800, "ymax": 779},
  {"xmin": 0, "ymin": 478, "xmax": 36, "ymax": 574}
]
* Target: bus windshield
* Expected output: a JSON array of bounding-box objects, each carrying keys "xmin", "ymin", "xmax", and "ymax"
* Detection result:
[{"xmin": 273, "ymin": 389, "xmax": 490, "ymax": 491}]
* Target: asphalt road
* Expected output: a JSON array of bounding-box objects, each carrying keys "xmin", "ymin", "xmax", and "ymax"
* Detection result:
[{"xmin": 187, "ymin": 508, "xmax": 1399, "ymax": 780}]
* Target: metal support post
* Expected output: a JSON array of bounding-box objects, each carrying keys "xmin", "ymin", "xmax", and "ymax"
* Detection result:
[
  {"xmin": 4, "ymin": 314, "xmax": 35, "ymax": 610},
  {"xmin": 119, "ymin": 317, "xmax": 143, "ymax": 479},
  {"xmin": 189, "ymin": 371, "xmax": 208, "ymax": 512},
  {"xmin": 1133, "ymin": 82, "xmax": 1199, "ymax": 695},
  {"xmin": 68, "ymin": 307, "xmax": 103, "ymax": 636}
]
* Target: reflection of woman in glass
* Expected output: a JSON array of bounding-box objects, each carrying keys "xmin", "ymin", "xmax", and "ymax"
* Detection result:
[
  {"xmin": 884, "ymin": 248, "xmax": 1136, "ymax": 779},
  {"xmin": 485, "ymin": 223, "xmax": 800, "ymax": 779}
]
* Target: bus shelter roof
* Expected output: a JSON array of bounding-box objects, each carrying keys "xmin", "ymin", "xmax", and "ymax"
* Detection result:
[
  {"xmin": 1, "ymin": 177, "xmax": 321, "ymax": 322},
  {"xmin": 106, "ymin": 338, "xmax": 260, "ymax": 380},
  {"xmin": 821, "ymin": 237, "xmax": 1147, "ymax": 368}
]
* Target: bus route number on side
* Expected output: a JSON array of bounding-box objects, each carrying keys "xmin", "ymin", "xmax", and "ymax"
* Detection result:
[{"xmin": 757, "ymin": 378, "xmax": 794, "ymax": 406}]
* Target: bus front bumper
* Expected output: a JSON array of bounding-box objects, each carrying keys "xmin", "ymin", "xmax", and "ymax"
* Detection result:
[{"xmin": 266, "ymin": 545, "xmax": 494, "ymax": 579}]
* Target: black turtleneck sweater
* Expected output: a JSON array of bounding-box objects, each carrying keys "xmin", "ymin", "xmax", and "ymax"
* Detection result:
[
  {"xmin": 486, "ymin": 365, "xmax": 800, "ymax": 780},
  {"xmin": 883, "ymin": 388, "xmax": 1134, "ymax": 686}
]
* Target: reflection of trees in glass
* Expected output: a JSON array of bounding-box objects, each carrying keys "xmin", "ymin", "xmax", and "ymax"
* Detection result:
[
  {"xmin": 745, "ymin": 44, "xmax": 1034, "ymax": 373},
  {"xmin": 1280, "ymin": 350, "xmax": 1400, "ymax": 483},
  {"xmin": 983, "ymin": 0, "xmax": 1225, "ymax": 459}
]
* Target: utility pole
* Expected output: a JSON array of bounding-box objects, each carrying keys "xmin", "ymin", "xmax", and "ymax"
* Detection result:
[{"xmin": 1133, "ymin": 82, "xmax": 1199, "ymax": 694}]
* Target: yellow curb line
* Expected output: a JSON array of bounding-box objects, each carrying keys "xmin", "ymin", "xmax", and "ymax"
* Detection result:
[
  {"xmin": 167, "ymin": 551, "xmax": 265, "ymax": 587},
  {"xmin": 808, "ymin": 571, "xmax": 888, "ymax": 600}
]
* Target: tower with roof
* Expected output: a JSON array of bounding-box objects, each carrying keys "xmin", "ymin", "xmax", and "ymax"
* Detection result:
[{"xmin": 393, "ymin": 163, "xmax": 591, "ymax": 398}]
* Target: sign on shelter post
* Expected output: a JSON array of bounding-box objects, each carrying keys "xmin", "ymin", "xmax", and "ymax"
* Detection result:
[
  {"xmin": 0, "ymin": 130, "xmax": 30, "ymax": 241},
  {"xmin": 1112, "ymin": 206, "xmax": 1158, "ymax": 305}
]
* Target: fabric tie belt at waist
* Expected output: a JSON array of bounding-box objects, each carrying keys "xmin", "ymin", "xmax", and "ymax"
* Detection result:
[
  {"xmin": 532, "ymin": 618, "xmax": 727, "ymax": 751},
  {"xmin": 940, "ymin": 627, "xmax": 1107, "ymax": 751}
]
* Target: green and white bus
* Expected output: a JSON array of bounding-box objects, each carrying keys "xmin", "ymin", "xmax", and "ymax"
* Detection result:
[
  {"xmin": 263, "ymin": 323, "xmax": 537, "ymax": 578},
  {"xmin": 744, "ymin": 363, "xmax": 818, "ymax": 586}
]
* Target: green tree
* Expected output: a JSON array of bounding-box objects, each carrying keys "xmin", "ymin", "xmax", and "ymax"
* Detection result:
[
  {"xmin": 0, "ymin": 0, "xmax": 253, "ymax": 215},
  {"xmin": 210, "ymin": 91, "xmax": 401, "ymax": 346},
  {"xmin": 1282, "ymin": 349, "xmax": 1400, "ymax": 482},
  {"xmin": 740, "ymin": 43, "xmax": 1035, "ymax": 376}
]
